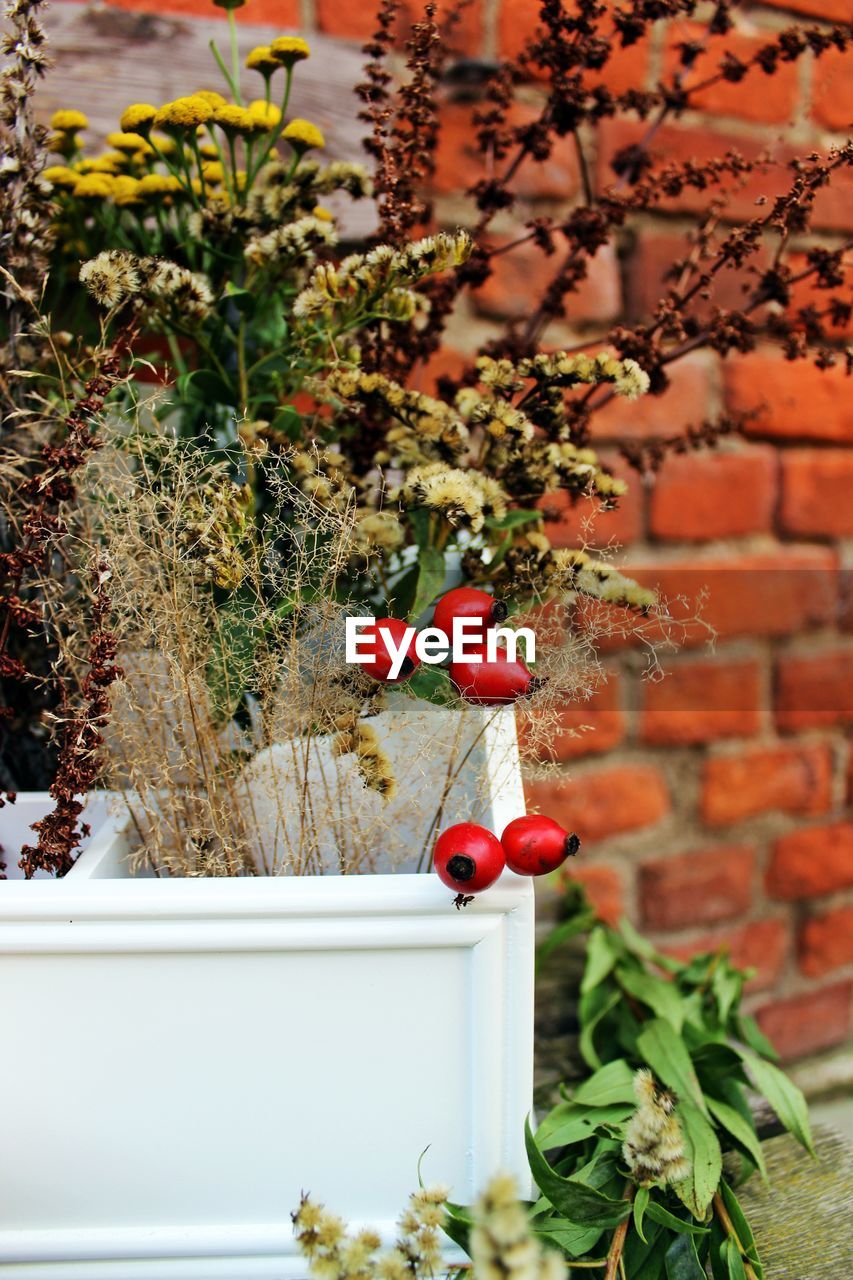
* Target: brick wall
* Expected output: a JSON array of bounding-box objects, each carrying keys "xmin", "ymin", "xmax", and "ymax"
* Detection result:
[{"xmin": 83, "ymin": 0, "xmax": 852, "ymax": 1063}]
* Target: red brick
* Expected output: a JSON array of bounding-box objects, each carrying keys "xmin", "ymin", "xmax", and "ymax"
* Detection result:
[
  {"xmin": 433, "ymin": 101, "xmax": 579, "ymax": 199},
  {"xmin": 522, "ymin": 671, "xmax": 625, "ymax": 763},
  {"xmin": 638, "ymin": 845, "xmax": 755, "ymax": 930},
  {"xmin": 559, "ymin": 864, "xmax": 624, "ymax": 925},
  {"xmin": 701, "ymin": 743, "xmax": 834, "ymax": 827},
  {"xmin": 649, "ymin": 448, "xmax": 777, "ymax": 542},
  {"xmin": 474, "ymin": 238, "xmax": 620, "ymax": 324},
  {"xmin": 727, "ymin": 353, "xmax": 853, "ymax": 444},
  {"xmin": 799, "ymin": 905, "xmax": 853, "ymax": 978},
  {"xmin": 497, "ymin": 0, "xmax": 650, "ymax": 93},
  {"xmin": 662, "ymin": 22, "xmax": 799, "ymax": 125},
  {"xmin": 595, "ymin": 121, "xmax": 853, "ymax": 230},
  {"xmin": 588, "ymin": 354, "xmax": 713, "ymax": 442},
  {"xmin": 812, "ymin": 46, "xmax": 853, "ymax": 133},
  {"xmin": 639, "ymin": 658, "xmax": 763, "ymax": 745},
  {"xmin": 760, "ymin": 0, "xmax": 852, "ymax": 22},
  {"xmin": 628, "ymin": 547, "xmax": 838, "ymax": 643},
  {"xmin": 776, "ymin": 650, "xmax": 853, "ymax": 731},
  {"xmin": 767, "ymin": 823, "xmax": 853, "ymax": 900},
  {"xmin": 542, "ymin": 453, "xmax": 643, "ymax": 550},
  {"xmin": 755, "ymin": 981, "xmax": 852, "ymax": 1061},
  {"xmin": 525, "ymin": 764, "xmax": 670, "ymax": 843},
  {"xmin": 780, "ymin": 450, "xmax": 853, "ymax": 539},
  {"xmin": 315, "ymin": 0, "xmax": 483, "ymax": 53},
  {"xmin": 664, "ymin": 918, "xmax": 788, "ymax": 992},
  {"xmin": 106, "ymin": 0, "xmax": 299, "ymax": 20}
]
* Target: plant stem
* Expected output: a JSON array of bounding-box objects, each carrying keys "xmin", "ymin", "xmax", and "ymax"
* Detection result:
[
  {"xmin": 604, "ymin": 1184, "xmax": 635, "ymax": 1280},
  {"xmin": 713, "ymin": 1192, "xmax": 759, "ymax": 1280},
  {"xmin": 228, "ymin": 8, "xmax": 242, "ymax": 105}
]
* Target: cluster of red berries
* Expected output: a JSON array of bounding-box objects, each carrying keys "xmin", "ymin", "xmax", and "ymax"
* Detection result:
[
  {"xmin": 433, "ymin": 815, "xmax": 580, "ymax": 907},
  {"xmin": 357, "ymin": 587, "xmax": 542, "ymax": 706}
]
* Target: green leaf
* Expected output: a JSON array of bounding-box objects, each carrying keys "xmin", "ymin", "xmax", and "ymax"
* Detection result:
[
  {"xmin": 618, "ymin": 917, "xmax": 680, "ymax": 972},
  {"xmin": 524, "ymin": 1119, "xmax": 632, "ymax": 1228},
  {"xmin": 535, "ymin": 1102, "xmax": 633, "ymax": 1151},
  {"xmin": 617, "ymin": 966, "xmax": 685, "ymax": 1032},
  {"xmin": 442, "ymin": 1202, "xmax": 472, "ymax": 1253},
  {"xmin": 483, "ymin": 508, "xmax": 542, "ymax": 530},
  {"xmin": 535, "ymin": 907, "xmax": 595, "ymax": 973},
  {"xmin": 636, "ymin": 1019, "xmax": 708, "ymax": 1116},
  {"xmin": 176, "ymin": 367, "xmax": 234, "ymax": 404},
  {"xmin": 408, "ymin": 508, "xmax": 431, "ymax": 551},
  {"xmin": 665, "ymin": 1234, "xmax": 706, "ymax": 1280},
  {"xmin": 711, "ymin": 961, "xmax": 745, "ymax": 1028},
  {"xmin": 645, "ymin": 1201, "xmax": 710, "ymax": 1237},
  {"xmin": 736, "ymin": 1014, "xmax": 778, "ymax": 1061},
  {"xmin": 206, "ymin": 594, "xmax": 258, "ymax": 725},
  {"xmin": 581, "ymin": 925, "xmax": 621, "ymax": 994},
  {"xmin": 720, "ymin": 1238, "xmax": 749, "ymax": 1280},
  {"xmin": 719, "ymin": 1181, "xmax": 764, "ymax": 1279},
  {"xmin": 634, "ymin": 1185, "xmax": 650, "ymax": 1243},
  {"xmin": 739, "ymin": 1051, "xmax": 814, "ymax": 1155},
  {"xmin": 572, "ymin": 1058, "xmax": 637, "ymax": 1108},
  {"xmin": 409, "ymin": 546, "xmax": 447, "ymax": 622},
  {"xmin": 706, "ymin": 1095, "xmax": 768, "ymax": 1184},
  {"xmin": 531, "ymin": 1222, "xmax": 604, "ymax": 1258},
  {"xmin": 579, "ymin": 984, "xmax": 621, "ymax": 1070},
  {"xmin": 673, "ymin": 1099, "xmax": 722, "ymax": 1220},
  {"xmin": 222, "ymin": 284, "xmax": 256, "ymax": 315},
  {"xmin": 269, "ymin": 405, "xmax": 302, "ymax": 440},
  {"xmin": 406, "ymin": 665, "xmax": 457, "ymax": 708}
]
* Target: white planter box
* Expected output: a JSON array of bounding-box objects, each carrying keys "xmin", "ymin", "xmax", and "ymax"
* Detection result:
[{"xmin": 0, "ymin": 711, "xmax": 533, "ymax": 1279}]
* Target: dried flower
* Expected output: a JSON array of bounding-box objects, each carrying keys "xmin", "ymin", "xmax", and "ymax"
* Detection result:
[
  {"xmin": 471, "ymin": 1172, "xmax": 567, "ymax": 1280},
  {"xmin": 623, "ymin": 1069, "xmax": 691, "ymax": 1188},
  {"xmin": 79, "ymin": 250, "xmax": 142, "ymax": 308}
]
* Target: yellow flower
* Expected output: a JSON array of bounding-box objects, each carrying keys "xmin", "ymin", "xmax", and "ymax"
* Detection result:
[
  {"xmin": 113, "ymin": 175, "xmax": 143, "ymax": 205},
  {"xmin": 43, "ymin": 165, "xmax": 78, "ymax": 189},
  {"xmin": 50, "ymin": 109, "xmax": 88, "ymax": 132},
  {"xmin": 138, "ymin": 173, "xmax": 183, "ymax": 198},
  {"xmin": 76, "ymin": 154, "xmax": 123, "ymax": 175},
  {"xmin": 47, "ymin": 133, "xmax": 77, "ymax": 156},
  {"xmin": 120, "ymin": 103, "xmax": 157, "ymax": 133},
  {"xmin": 248, "ymin": 99, "xmax": 281, "ymax": 129},
  {"xmin": 312, "ymin": 205, "xmax": 333, "ymax": 221},
  {"xmin": 150, "ymin": 132, "xmax": 178, "ymax": 156},
  {"xmin": 245, "ymin": 45, "xmax": 279, "ymax": 74},
  {"xmin": 198, "ymin": 141, "xmax": 220, "ymax": 160},
  {"xmin": 107, "ymin": 131, "xmax": 152, "ymax": 154},
  {"xmin": 212, "ymin": 104, "xmax": 260, "ymax": 134},
  {"xmin": 193, "ymin": 90, "xmax": 227, "ymax": 108},
  {"xmin": 201, "ymin": 160, "xmax": 225, "ymax": 185},
  {"xmin": 270, "ymin": 36, "xmax": 310, "ymax": 66},
  {"xmin": 72, "ymin": 173, "xmax": 116, "ymax": 199},
  {"xmin": 154, "ymin": 96, "xmax": 214, "ymax": 130},
  {"xmin": 282, "ymin": 118, "xmax": 324, "ymax": 151}
]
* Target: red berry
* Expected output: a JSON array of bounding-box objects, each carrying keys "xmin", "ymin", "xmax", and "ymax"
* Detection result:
[
  {"xmin": 356, "ymin": 617, "xmax": 420, "ymax": 683},
  {"xmin": 433, "ymin": 822, "xmax": 506, "ymax": 896},
  {"xmin": 500, "ymin": 815, "xmax": 580, "ymax": 877},
  {"xmin": 433, "ymin": 587, "xmax": 508, "ymax": 640},
  {"xmin": 449, "ymin": 645, "xmax": 546, "ymax": 706}
]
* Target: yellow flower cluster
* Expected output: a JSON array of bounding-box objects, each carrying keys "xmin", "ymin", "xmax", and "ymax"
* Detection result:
[
  {"xmin": 292, "ymin": 1185, "xmax": 447, "ymax": 1280},
  {"xmin": 398, "ymin": 462, "xmax": 508, "ymax": 533},
  {"xmin": 154, "ymin": 96, "xmax": 214, "ymax": 130},
  {"xmin": 245, "ymin": 37, "xmax": 310, "ymax": 74},
  {"xmin": 518, "ymin": 350, "xmax": 651, "ymax": 400}
]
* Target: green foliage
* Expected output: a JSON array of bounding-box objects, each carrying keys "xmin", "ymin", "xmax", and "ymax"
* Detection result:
[{"xmin": 445, "ymin": 890, "xmax": 814, "ymax": 1279}]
